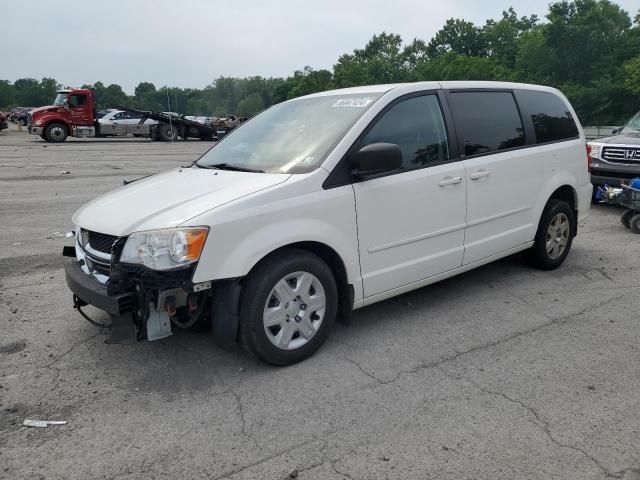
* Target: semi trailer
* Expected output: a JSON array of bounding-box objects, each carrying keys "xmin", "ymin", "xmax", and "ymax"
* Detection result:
[{"xmin": 28, "ymin": 88, "xmax": 244, "ymax": 142}]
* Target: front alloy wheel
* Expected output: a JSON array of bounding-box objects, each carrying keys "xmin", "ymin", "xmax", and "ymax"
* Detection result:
[{"xmin": 263, "ymin": 271, "xmax": 326, "ymax": 350}]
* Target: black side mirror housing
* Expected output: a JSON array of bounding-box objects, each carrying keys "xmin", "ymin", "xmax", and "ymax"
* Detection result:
[
  {"xmin": 611, "ymin": 127, "xmax": 620, "ymax": 135},
  {"xmin": 352, "ymin": 142, "xmax": 402, "ymax": 178}
]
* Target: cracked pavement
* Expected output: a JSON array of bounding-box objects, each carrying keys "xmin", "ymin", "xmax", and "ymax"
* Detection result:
[{"xmin": 1, "ymin": 125, "xmax": 639, "ymax": 479}]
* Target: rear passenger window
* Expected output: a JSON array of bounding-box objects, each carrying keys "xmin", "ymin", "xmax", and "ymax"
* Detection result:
[
  {"xmin": 449, "ymin": 91, "xmax": 524, "ymax": 156},
  {"xmin": 516, "ymin": 90, "xmax": 579, "ymax": 144},
  {"xmin": 360, "ymin": 95, "xmax": 449, "ymax": 170}
]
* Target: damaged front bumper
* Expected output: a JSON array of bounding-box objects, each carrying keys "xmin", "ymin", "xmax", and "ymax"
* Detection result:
[{"xmin": 63, "ymin": 244, "xmax": 203, "ymax": 344}]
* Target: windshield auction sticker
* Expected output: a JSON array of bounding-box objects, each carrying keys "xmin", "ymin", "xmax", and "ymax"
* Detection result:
[{"xmin": 332, "ymin": 97, "xmax": 375, "ymax": 108}]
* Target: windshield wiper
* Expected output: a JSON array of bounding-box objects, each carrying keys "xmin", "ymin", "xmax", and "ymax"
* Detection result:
[{"xmin": 206, "ymin": 163, "xmax": 265, "ymax": 173}]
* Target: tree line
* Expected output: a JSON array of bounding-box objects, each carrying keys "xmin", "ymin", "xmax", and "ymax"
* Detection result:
[{"xmin": 1, "ymin": 0, "xmax": 639, "ymax": 125}]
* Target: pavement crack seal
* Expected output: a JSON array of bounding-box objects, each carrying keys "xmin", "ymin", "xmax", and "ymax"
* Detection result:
[
  {"xmin": 331, "ymin": 458, "xmax": 356, "ymax": 480},
  {"xmin": 342, "ymin": 354, "xmax": 385, "ymax": 384},
  {"xmin": 363, "ymin": 290, "xmax": 632, "ymax": 387},
  {"xmin": 44, "ymin": 332, "xmax": 103, "ymax": 370},
  {"xmin": 437, "ymin": 366, "xmax": 628, "ymax": 479},
  {"xmin": 35, "ymin": 332, "xmax": 103, "ymax": 406},
  {"xmin": 210, "ymin": 437, "xmax": 320, "ymax": 480},
  {"xmin": 229, "ymin": 388, "xmax": 260, "ymax": 450}
]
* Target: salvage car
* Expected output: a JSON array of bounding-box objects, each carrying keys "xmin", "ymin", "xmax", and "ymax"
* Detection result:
[
  {"xmin": 588, "ymin": 110, "xmax": 640, "ymax": 187},
  {"xmin": 64, "ymin": 81, "xmax": 592, "ymax": 365},
  {"xmin": 98, "ymin": 110, "xmax": 155, "ymax": 137}
]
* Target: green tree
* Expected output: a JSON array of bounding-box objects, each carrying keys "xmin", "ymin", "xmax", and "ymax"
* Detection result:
[
  {"xmin": 427, "ymin": 19, "xmax": 487, "ymax": 58},
  {"xmin": 623, "ymin": 56, "xmax": 640, "ymax": 95},
  {"xmin": 333, "ymin": 32, "xmax": 418, "ymax": 87},
  {"xmin": 544, "ymin": 0, "xmax": 633, "ymax": 84},
  {"xmin": 417, "ymin": 52, "xmax": 511, "ymax": 81},
  {"xmin": 484, "ymin": 8, "xmax": 538, "ymax": 68}
]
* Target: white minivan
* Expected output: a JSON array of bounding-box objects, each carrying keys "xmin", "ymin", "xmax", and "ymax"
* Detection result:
[{"xmin": 64, "ymin": 81, "xmax": 592, "ymax": 365}]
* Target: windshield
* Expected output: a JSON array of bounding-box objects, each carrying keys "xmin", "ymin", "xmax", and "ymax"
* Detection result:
[
  {"xmin": 53, "ymin": 93, "xmax": 68, "ymax": 106},
  {"xmin": 196, "ymin": 93, "xmax": 383, "ymax": 174},
  {"xmin": 621, "ymin": 111, "xmax": 640, "ymax": 134}
]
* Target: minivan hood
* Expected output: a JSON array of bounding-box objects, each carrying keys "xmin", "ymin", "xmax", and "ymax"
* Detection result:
[{"xmin": 72, "ymin": 167, "xmax": 290, "ymax": 236}]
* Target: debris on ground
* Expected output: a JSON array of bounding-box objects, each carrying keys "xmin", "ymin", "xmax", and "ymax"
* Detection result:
[
  {"xmin": 60, "ymin": 171, "xmax": 70, "ymax": 175},
  {"xmin": 23, "ymin": 419, "xmax": 67, "ymax": 428}
]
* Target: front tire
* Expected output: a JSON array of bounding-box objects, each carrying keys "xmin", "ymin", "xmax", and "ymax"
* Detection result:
[
  {"xmin": 44, "ymin": 122, "xmax": 68, "ymax": 142},
  {"xmin": 239, "ymin": 249, "xmax": 338, "ymax": 365},
  {"xmin": 526, "ymin": 199, "xmax": 575, "ymax": 270}
]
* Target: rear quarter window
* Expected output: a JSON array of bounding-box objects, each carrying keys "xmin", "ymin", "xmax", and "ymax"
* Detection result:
[{"xmin": 515, "ymin": 90, "xmax": 579, "ymax": 144}]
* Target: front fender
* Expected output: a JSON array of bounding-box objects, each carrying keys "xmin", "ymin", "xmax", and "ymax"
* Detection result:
[
  {"xmin": 34, "ymin": 114, "xmax": 70, "ymax": 132},
  {"xmin": 190, "ymin": 184, "xmax": 362, "ymax": 300}
]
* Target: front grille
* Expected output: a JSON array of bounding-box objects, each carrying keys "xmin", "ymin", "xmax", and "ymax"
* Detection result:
[
  {"xmin": 602, "ymin": 146, "xmax": 640, "ymax": 163},
  {"xmin": 85, "ymin": 230, "xmax": 118, "ymax": 254}
]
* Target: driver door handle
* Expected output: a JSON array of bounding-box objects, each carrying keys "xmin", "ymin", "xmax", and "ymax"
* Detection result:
[{"xmin": 439, "ymin": 176, "xmax": 463, "ymax": 186}]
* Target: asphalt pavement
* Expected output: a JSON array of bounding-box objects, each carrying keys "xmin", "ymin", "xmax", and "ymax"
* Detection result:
[{"xmin": 1, "ymin": 124, "xmax": 639, "ymax": 479}]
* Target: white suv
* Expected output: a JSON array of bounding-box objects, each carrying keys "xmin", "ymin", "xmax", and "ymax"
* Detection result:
[{"xmin": 64, "ymin": 81, "xmax": 592, "ymax": 365}]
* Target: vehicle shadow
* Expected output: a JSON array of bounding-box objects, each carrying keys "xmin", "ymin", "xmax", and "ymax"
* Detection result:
[{"xmin": 106, "ymin": 252, "xmax": 530, "ymax": 395}]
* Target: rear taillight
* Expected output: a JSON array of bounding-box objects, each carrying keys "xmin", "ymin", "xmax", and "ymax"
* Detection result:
[{"xmin": 586, "ymin": 144, "xmax": 592, "ymax": 172}]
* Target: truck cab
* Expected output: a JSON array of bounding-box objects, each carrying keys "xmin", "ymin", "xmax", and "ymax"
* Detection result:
[{"xmin": 29, "ymin": 88, "xmax": 97, "ymax": 142}]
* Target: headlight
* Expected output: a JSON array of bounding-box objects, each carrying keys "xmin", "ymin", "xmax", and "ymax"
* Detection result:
[
  {"xmin": 589, "ymin": 143, "xmax": 601, "ymax": 160},
  {"xmin": 120, "ymin": 227, "xmax": 209, "ymax": 271}
]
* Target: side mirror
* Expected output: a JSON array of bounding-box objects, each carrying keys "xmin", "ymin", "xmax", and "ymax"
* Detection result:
[
  {"xmin": 611, "ymin": 127, "xmax": 620, "ymax": 134},
  {"xmin": 352, "ymin": 142, "xmax": 402, "ymax": 178}
]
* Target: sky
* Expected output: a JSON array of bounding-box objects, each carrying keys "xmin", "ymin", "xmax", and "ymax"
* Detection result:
[{"xmin": 3, "ymin": 0, "xmax": 639, "ymax": 93}]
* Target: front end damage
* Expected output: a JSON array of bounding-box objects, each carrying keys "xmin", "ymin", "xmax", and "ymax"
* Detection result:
[{"xmin": 63, "ymin": 229, "xmax": 224, "ymax": 344}]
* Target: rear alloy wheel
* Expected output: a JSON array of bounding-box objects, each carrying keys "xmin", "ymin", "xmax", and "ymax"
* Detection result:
[
  {"xmin": 526, "ymin": 199, "xmax": 575, "ymax": 270},
  {"xmin": 44, "ymin": 122, "xmax": 68, "ymax": 142},
  {"xmin": 240, "ymin": 249, "xmax": 337, "ymax": 365}
]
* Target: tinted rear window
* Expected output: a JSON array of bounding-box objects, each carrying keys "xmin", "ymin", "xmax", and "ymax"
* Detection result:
[
  {"xmin": 449, "ymin": 91, "xmax": 525, "ymax": 156},
  {"xmin": 516, "ymin": 90, "xmax": 579, "ymax": 144}
]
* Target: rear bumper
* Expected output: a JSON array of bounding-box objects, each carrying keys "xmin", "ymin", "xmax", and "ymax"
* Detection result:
[
  {"xmin": 577, "ymin": 183, "xmax": 593, "ymax": 223},
  {"xmin": 65, "ymin": 260, "xmax": 134, "ymax": 316}
]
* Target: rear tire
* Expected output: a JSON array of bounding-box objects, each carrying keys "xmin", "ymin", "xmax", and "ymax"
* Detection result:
[
  {"xmin": 158, "ymin": 123, "xmax": 178, "ymax": 141},
  {"xmin": 239, "ymin": 249, "xmax": 338, "ymax": 366},
  {"xmin": 526, "ymin": 199, "xmax": 575, "ymax": 270},
  {"xmin": 621, "ymin": 209, "xmax": 635, "ymax": 229},
  {"xmin": 630, "ymin": 214, "xmax": 640, "ymax": 234},
  {"xmin": 44, "ymin": 122, "xmax": 68, "ymax": 142}
]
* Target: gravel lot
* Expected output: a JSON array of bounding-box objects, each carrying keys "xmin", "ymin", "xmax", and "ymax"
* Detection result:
[{"xmin": 1, "ymin": 123, "xmax": 639, "ymax": 480}]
